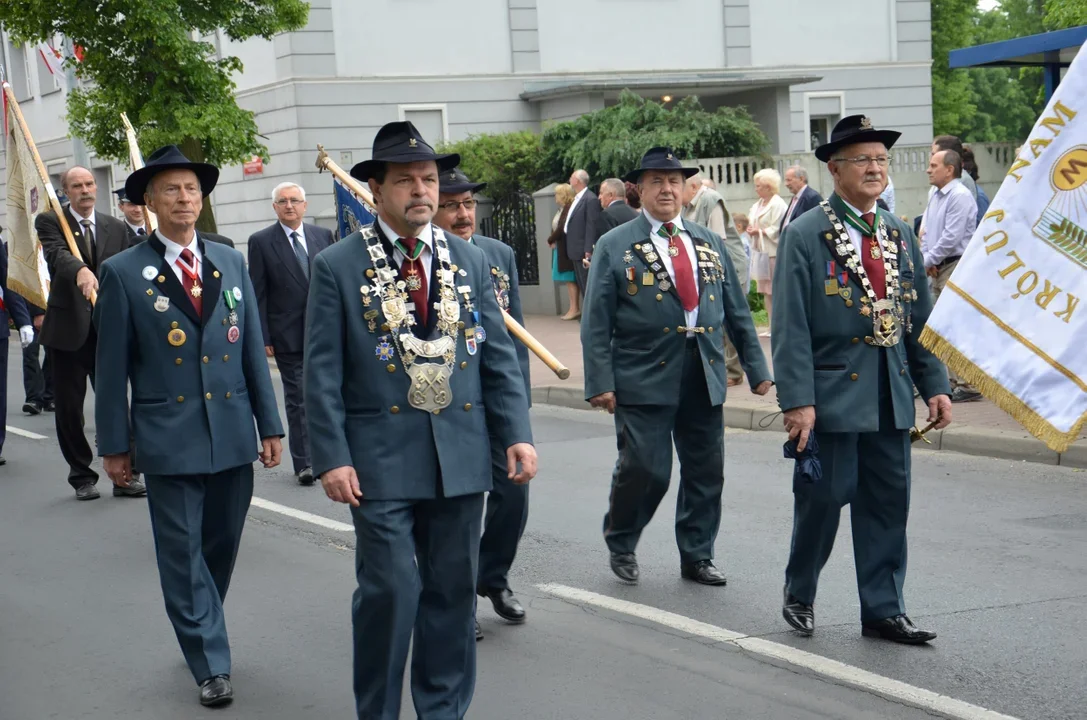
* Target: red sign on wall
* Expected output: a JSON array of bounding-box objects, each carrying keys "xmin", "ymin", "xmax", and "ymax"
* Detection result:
[{"xmin": 242, "ymin": 156, "xmax": 264, "ymax": 178}]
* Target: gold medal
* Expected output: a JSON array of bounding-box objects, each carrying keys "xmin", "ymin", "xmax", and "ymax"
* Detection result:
[
  {"xmin": 405, "ymin": 267, "xmax": 423, "ymax": 292},
  {"xmin": 870, "ymin": 243, "xmax": 882, "ymax": 260},
  {"xmin": 668, "ymin": 245, "xmax": 680, "ymax": 257},
  {"xmin": 167, "ymin": 328, "xmax": 186, "ymax": 347},
  {"xmin": 627, "ymin": 283, "xmax": 638, "ymax": 296},
  {"xmin": 190, "ymin": 284, "xmax": 203, "ymax": 298}
]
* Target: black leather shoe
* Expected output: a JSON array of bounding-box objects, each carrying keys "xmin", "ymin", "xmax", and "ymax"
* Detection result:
[
  {"xmin": 0, "ymin": 456, "xmax": 6, "ymax": 466},
  {"xmin": 113, "ymin": 477, "xmax": 147, "ymax": 497},
  {"xmin": 75, "ymin": 483, "xmax": 100, "ymax": 501},
  {"xmin": 475, "ymin": 620, "xmax": 483, "ymax": 642},
  {"xmin": 479, "ymin": 587, "xmax": 526, "ymax": 623},
  {"xmin": 42, "ymin": 402, "xmax": 55, "ymax": 412},
  {"xmin": 298, "ymin": 467, "xmax": 315, "ymax": 486},
  {"xmin": 609, "ymin": 552, "xmax": 639, "ymax": 584},
  {"xmin": 680, "ymin": 560, "xmax": 727, "ymax": 586},
  {"xmin": 199, "ymin": 675, "xmax": 233, "ymax": 707},
  {"xmin": 862, "ymin": 615, "xmax": 936, "ymax": 644},
  {"xmin": 22, "ymin": 402, "xmax": 40, "ymax": 416},
  {"xmin": 783, "ymin": 586, "xmax": 814, "ymax": 636},
  {"xmin": 951, "ymin": 387, "xmax": 983, "ymax": 403}
]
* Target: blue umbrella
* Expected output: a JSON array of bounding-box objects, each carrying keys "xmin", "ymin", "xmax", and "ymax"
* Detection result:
[{"xmin": 783, "ymin": 432, "xmax": 821, "ymax": 486}]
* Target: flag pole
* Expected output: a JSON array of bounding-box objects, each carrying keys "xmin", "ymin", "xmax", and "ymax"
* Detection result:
[
  {"xmin": 315, "ymin": 144, "xmax": 571, "ymax": 381},
  {"xmin": 3, "ymin": 81, "xmax": 95, "ymax": 305},
  {"xmin": 120, "ymin": 112, "xmax": 157, "ymax": 233}
]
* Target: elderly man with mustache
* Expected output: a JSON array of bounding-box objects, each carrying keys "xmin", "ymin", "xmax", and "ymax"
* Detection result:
[{"xmin": 773, "ymin": 115, "xmax": 952, "ymax": 644}]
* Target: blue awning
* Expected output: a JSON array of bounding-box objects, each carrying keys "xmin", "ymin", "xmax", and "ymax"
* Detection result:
[{"xmin": 949, "ymin": 25, "xmax": 1086, "ymax": 69}]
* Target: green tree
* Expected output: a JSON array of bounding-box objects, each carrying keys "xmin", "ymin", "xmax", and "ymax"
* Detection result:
[
  {"xmin": 0, "ymin": 0, "xmax": 309, "ymax": 231},
  {"xmin": 439, "ymin": 131, "xmax": 548, "ymax": 202},
  {"xmin": 931, "ymin": 0, "xmax": 979, "ymax": 137},
  {"xmin": 540, "ymin": 90, "xmax": 769, "ymax": 180},
  {"xmin": 1045, "ymin": 0, "xmax": 1087, "ymax": 28}
]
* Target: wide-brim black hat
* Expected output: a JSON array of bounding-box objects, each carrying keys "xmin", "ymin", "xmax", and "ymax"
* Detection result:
[
  {"xmin": 623, "ymin": 147, "xmax": 699, "ymax": 184},
  {"xmin": 124, "ymin": 145, "xmax": 220, "ymax": 206},
  {"xmin": 351, "ymin": 121, "xmax": 460, "ymax": 182},
  {"xmin": 439, "ymin": 167, "xmax": 486, "ymax": 195},
  {"xmin": 815, "ymin": 115, "xmax": 901, "ymax": 163}
]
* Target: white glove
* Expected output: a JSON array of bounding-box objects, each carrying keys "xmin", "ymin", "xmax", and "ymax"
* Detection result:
[{"xmin": 19, "ymin": 325, "xmax": 33, "ymax": 348}]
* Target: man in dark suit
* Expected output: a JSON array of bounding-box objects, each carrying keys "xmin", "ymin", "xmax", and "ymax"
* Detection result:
[
  {"xmin": 21, "ymin": 302, "xmax": 53, "ymax": 415},
  {"xmin": 95, "ymin": 146, "xmax": 283, "ymax": 707},
  {"xmin": 0, "ymin": 242, "xmax": 35, "ymax": 462},
  {"xmin": 35, "ymin": 165, "xmax": 145, "ymax": 500},
  {"xmin": 565, "ymin": 169, "xmax": 601, "ymax": 295},
  {"xmin": 114, "ymin": 187, "xmax": 148, "ymax": 240},
  {"xmin": 596, "ymin": 177, "xmax": 638, "ymax": 236},
  {"xmin": 779, "ymin": 166, "xmax": 824, "ymax": 238},
  {"xmin": 433, "ymin": 167, "xmax": 532, "ymax": 642},
  {"xmin": 247, "ymin": 182, "xmax": 334, "ymax": 485},
  {"xmin": 306, "ymin": 122, "xmax": 535, "ymax": 719}
]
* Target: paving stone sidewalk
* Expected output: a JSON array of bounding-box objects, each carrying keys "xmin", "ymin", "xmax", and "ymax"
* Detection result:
[{"xmin": 522, "ymin": 313, "xmax": 1086, "ymax": 467}]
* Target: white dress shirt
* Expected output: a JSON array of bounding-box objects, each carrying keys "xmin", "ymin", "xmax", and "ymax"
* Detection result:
[
  {"xmin": 644, "ymin": 210, "xmax": 700, "ymax": 333},
  {"xmin": 378, "ymin": 216, "xmax": 434, "ymax": 292},
  {"xmin": 125, "ymin": 221, "xmax": 145, "ymax": 236},
  {"xmin": 280, "ymin": 222, "xmax": 308, "ymax": 253},
  {"xmin": 564, "ymin": 187, "xmax": 587, "ymax": 233},
  {"xmin": 156, "ymin": 230, "xmax": 203, "ymax": 284}
]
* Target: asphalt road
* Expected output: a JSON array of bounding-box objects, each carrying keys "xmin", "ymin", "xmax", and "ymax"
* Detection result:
[{"xmin": 1, "ymin": 342, "xmax": 1084, "ymax": 720}]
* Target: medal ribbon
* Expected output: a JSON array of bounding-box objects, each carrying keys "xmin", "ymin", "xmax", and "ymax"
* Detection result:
[
  {"xmin": 839, "ymin": 204, "xmax": 880, "ymax": 237},
  {"xmin": 175, "ymin": 248, "xmax": 202, "ymax": 315}
]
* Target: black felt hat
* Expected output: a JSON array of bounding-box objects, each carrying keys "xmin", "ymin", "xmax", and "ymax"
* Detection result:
[
  {"xmin": 350, "ymin": 121, "xmax": 460, "ymax": 182},
  {"xmin": 112, "ymin": 187, "xmax": 131, "ymax": 203},
  {"xmin": 815, "ymin": 115, "xmax": 901, "ymax": 163},
  {"xmin": 124, "ymin": 145, "xmax": 219, "ymax": 206},
  {"xmin": 623, "ymin": 147, "xmax": 699, "ymax": 184},
  {"xmin": 439, "ymin": 167, "xmax": 486, "ymax": 195}
]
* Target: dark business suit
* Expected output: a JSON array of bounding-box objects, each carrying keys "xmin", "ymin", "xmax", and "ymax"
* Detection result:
[
  {"xmin": 94, "ymin": 233, "xmax": 283, "ymax": 684},
  {"xmin": 596, "ymin": 199, "xmax": 639, "ymax": 237},
  {"xmin": 305, "ymin": 223, "xmax": 532, "ymax": 719},
  {"xmin": 22, "ymin": 303, "xmax": 53, "ymax": 410},
  {"xmin": 35, "ymin": 208, "xmax": 133, "ymax": 487},
  {"xmin": 248, "ymin": 221, "xmax": 333, "ymax": 474},
  {"xmin": 566, "ymin": 190, "xmax": 601, "ymax": 294},
  {"xmin": 778, "ymin": 186, "xmax": 824, "ymax": 238},
  {"xmin": 469, "ymin": 233, "xmax": 532, "ymax": 593},
  {"xmin": 1, "ymin": 245, "xmax": 33, "ymax": 455}
]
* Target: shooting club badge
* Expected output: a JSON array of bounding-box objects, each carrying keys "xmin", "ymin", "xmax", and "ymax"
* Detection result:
[
  {"xmin": 154, "ymin": 296, "xmax": 170, "ymax": 312},
  {"xmin": 223, "ymin": 288, "xmax": 240, "ymax": 342}
]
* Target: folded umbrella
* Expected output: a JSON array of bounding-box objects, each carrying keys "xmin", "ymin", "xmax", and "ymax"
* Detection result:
[{"xmin": 783, "ymin": 431, "xmax": 822, "ymax": 487}]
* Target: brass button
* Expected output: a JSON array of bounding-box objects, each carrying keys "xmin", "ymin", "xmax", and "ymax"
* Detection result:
[
  {"xmin": 177, "ymin": 396, "xmax": 184, "ymax": 403},
  {"xmin": 381, "ymin": 323, "xmax": 390, "ymax": 332},
  {"xmin": 656, "ymin": 294, "xmax": 663, "ymax": 301},
  {"xmin": 846, "ymin": 299, "xmax": 854, "ymax": 308},
  {"xmin": 146, "ymin": 289, "xmax": 153, "ymax": 296},
  {"xmin": 659, "ymin": 361, "xmax": 666, "ymax": 366},
  {"xmin": 202, "ymin": 356, "xmax": 209, "ymax": 363},
  {"xmin": 850, "ymin": 373, "xmax": 859, "ymax": 381},
  {"xmin": 900, "ymin": 368, "xmax": 906, "ymax": 376},
  {"xmin": 386, "ymin": 364, "xmax": 396, "ymax": 373},
  {"xmin": 213, "ymin": 270, "xmax": 221, "ymax": 278},
  {"xmin": 458, "ymin": 321, "xmax": 465, "ymax": 329},
  {"xmin": 707, "ymin": 327, "xmax": 714, "ymax": 333},
  {"xmin": 851, "ymin": 337, "xmax": 860, "ymax": 344},
  {"xmin": 432, "ymin": 409, "xmax": 441, "ymax": 415},
  {"xmin": 366, "ymin": 269, "xmax": 375, "ymax": 278},
  {"xmin": 663, "ymin": 327, "xmax": 670, "ymax": 333},
  {"xmin": 157, "ymin": 275, "xmax": 166, "ymax": 283},
  {"xmin": 175, "ymin": 358, "xmax": 182, "ymax": 365},
  {"xmin": 709, "ymin": 359, "xmax": 715, "ymax": 364},
  {"xmin": 463, "ymin": 403, "xmax": 472, "ymax": 411},
  {"xmin": 390, "ymin": 405, "xmax": 400, "ymax": 414},
  {"xmin": 223, "ymin": 355, "xmax": 229, "ymax": 362},
  {"xmin": 205, "ymin": 392, "xmax": 213, "ymax": 399},
  {"xmin": 171, "ymin": 321, "xmax": 179, "ymax": 329},
  {"xmin": 460, "ymin": 361, "xmax": 468, "ymax": 369},
  {"xmin": 225, "ymin": 392, "xmax": 232, "ymax": 398},
  {"xmin": 709, "ymin": 294, "xmax": 715, "ymax": 301},
  {"xmin": 222, "ymin": 319, "xmax": 228, "ymax": 326},
  {"xmin": 451, "ymin": 264, "xmax": 458, "ymax": 272}
]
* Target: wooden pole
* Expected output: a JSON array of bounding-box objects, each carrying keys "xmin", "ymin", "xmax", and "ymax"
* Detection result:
[
  {"xmin": 315, "ymin": 145, "xmax": 571, "ymax": 381},
  {"xmin": 3, "ymin": 82, "xmax": 95, "ymax": 305},
  {"xmin": 120, "ymin": 112, "xmax": 157, "ymax": 233}
]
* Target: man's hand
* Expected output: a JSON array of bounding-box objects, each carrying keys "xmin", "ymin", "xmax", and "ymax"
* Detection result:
[
  {"xmin": 18, "ymin": 326, "xmax": 33, "ymax": 348},
  {"xmin": 582, "ymin": 256, "xmax": 591, "ymax": 268},
  {"xmin": 76, "ymin": 267, "xmax": 98, "ymax": 300},
  {"xmin": 752, "ymin": 380, "xmax": 773, "ymax": 396},
  {"xmin": 506, "ymin": 443, "xmax": 538, "ymax": 485},
  {"xmin": 589, "ymin": 391, "xmax": 616, "ymax": 414},
  {"xmin": 32, "ymin": 315, "xmax": 43, "ymax": 330},
  {"xmin": 322, "ymin": 465, "xmax": 362, "ymax": 507},
  {"xmin": 265, "ymin": 345, "xmax": 275, "ymax": 358},
  {"xmin": 104, "ymin": 453, "xmax": 133, "ymax": 487},
  {"xmin": 259, "ymin": 437, "xmax": 282, "ymax": 469},
  {"xmin": 926, "ymin": 266, "xmax": 938, "ymax": 279},
  {"xmin": 927, "ymin": 394, "xmax": 953, "ymax": 430},
  {"xmin": 783, "ymin": 405, "xmax": 816, "ymax": 453}
]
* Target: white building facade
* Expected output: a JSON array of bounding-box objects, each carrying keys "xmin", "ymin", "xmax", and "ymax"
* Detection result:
[{"xmin": 1, "ymin": 0, "xmax": 932, "ymax": 254}]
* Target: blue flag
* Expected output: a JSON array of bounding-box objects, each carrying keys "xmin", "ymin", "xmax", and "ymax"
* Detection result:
[{"xmin": 333, "ymin": 175, "xmax": 375, "ymax": 239}]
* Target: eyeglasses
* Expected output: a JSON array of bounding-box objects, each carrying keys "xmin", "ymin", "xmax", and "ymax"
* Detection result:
[
  {"xmin": 831, "ymin": 155, "xmax": 892, "ymax": 168},
  {"xmin": 438, "ymin": 199, "xmax": 477, "ymax": 211},
  {"xmin": 274, "ymin": 198, "xmax": 305, "ymax": 206}
]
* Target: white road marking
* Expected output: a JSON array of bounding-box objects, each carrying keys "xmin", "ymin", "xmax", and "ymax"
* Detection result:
[
  {"xmin": 7, "ymin": 425, "xmax": 48, "ymax": 440},
  {"xmin": 537, "ymin": 583, "xmax": 1021, "ymax": 720},
  {"xmin": 250, "ymin": 496, "xmax": 354, "ymax": 532}
]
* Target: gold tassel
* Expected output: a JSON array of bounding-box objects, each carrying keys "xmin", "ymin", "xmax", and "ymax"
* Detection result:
[{"xmin": 919, "ymin": 327, "xmax": 1085, "ymax": 453}]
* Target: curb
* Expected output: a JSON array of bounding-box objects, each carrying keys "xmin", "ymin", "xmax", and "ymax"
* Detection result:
[{"xmin": 532, "ymin": 386, "xmax": 1082, "ymax": 468}]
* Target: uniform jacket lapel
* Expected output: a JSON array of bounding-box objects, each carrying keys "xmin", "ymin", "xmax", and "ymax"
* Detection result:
[
  {"xmin": 198, "ymin": 236, "xmax": 223, "ymax": 328},
  {"xmin": 148, "ymin": 234, "xmax": 201, "ymax": 326}
]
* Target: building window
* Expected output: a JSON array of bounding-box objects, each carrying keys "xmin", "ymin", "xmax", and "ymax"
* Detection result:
[
  {"xmin": 802, "ymin": 92, "xmax": 845, "ymax": 153},
  {"xmin": 398, "ymin": 104, "xmax": 449, "ymax": 145}
]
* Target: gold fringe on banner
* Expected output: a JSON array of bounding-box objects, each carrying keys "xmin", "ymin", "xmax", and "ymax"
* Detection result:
[{"xmin": 919, "ymin": 327, "xmax": 1086, "ymax": 453}]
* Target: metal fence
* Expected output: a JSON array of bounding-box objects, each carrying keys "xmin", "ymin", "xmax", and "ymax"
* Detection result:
[{"xmin": 480, "ymin": 192, "xmax": 540, "ymax": 286}]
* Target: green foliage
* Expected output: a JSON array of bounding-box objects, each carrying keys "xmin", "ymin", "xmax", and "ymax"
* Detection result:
[
  {"xmin": 0, "ymin": 0, "xmax": 309, "ymax": 168},
  {"xmin": 1045, "ymin": 0, "xmax": 1087, "ymax": 28},
  {"xmin": 747, "ymin": 280, "xmax": 765, "ymax": 315},
  {"xmin": 438, "ymin": 131, "xmax": 548, "ymax": 202},
  {"xmin": 931, "ymin": 0, "xmax": 979, "ymax": 137},
  {"xmin": 541, "ymin": 90, "xmax": 770, "ymax": 180}
]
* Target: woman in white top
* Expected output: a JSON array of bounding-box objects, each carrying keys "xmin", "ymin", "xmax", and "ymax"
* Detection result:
[{"xmin": 746, "ymin": 168, "xmax": 788, "ymax": 336}]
